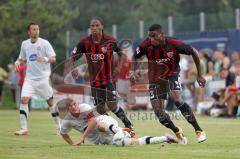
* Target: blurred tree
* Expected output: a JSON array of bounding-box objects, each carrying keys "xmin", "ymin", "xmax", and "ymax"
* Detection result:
[
  {"xmin": 67, "ymin": 0, "xmax": 132, "ymax": 30},
  {"xmin": 67, "ymin": 0, "xmax": 181, "ymax": 30},
  {"xmin": 1, "ymin": 0, "xmax": 240, "ymax": 67},
  {"xmin": 0, "ymin": 0, "xmax": 78, "ymax": 67},
  {"xmin": 178, "ymin": 0, "xmax": 240, "ymax": 15},
  {"xmin": 65, "ymin": 0, "xmax": 240, "ymax": 32}
]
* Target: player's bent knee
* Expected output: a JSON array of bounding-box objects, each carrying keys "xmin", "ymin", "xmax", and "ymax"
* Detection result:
[
  {"xmin": 47, "ymin": 98, "xmax": 54, "ymax": 106},
  {"xmin": 107, "ymin": 101, "xmax": 117, "ymax": 111},
  {"xmin": 21, "ymin": 97, "xmax": 30, "ymax": 104},
  {"xmin": 98, "ymin": 123, "xmax": 107, "ymax": 132},
  {"xmin": 175, "ymin": 101, "xmax": 184, "ymax": 107}
]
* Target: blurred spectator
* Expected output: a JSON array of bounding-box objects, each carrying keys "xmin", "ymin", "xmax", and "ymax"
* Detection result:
[
  {"xmin": 221, "ymin": 51, "xmax": 230, "ymax": 69},
  {"xmin": 212, "ymin": 68, "xmax": 239, "ymax": 117},
  {"xmin": 17, "ymin": 63, "xmax": 27, "ymax": 88},
  {"xmin": 75, "ymin": 64, "xmax": 88, "ymax": 84},
  {"xmin": 229, "ymin": 51, "xmax": 240, "ymax": 73},
  {"xmin": 193, "ymin": 52, "xmax": 207, "ymax": 106},
  {"xmin": 64, "ymin": 59, "xmax": 88, "ymax": 85},
  {"xmin": 7, "ymin": 64, "xmax": 18, "ymax": 103},
  {"xmin": 0, "ymin": 66, "xmax": 8, "ymax": 102},
  {"xmin": 212, "ymin": 50, "xmax": 222, "ymax": 78},
  {"xmin": 202, "ymin": 52, "xmax": 214, "ymax": 76},
  {"xmin": 116, "ymin": 55, "xmax": 131, "ymax": 106},
  {"xmin": 185, "ymin": 59, "xmax": 197, "ymax": 99},
  {"xmin": 179, "ymin": 55, "xmax": 189, "ymax": 83},
  {"xmin": 235, "ymin": 61, "xmax": 240, "ymax": 86},
  {"xmin": 220, "ymin": 68, "xmax": 235, "ymax": 87},
  {"xmin": 230, "ymin": 51, "xmax": 239, "ymax": 64}
]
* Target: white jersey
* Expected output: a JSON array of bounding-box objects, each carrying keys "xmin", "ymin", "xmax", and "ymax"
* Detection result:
[
  {"xmin": 19, "ymin": 38, "xmax": 56, "ymax": 80},
  {"xmin": 61, "ymin": 103, "xmax": 95, "ymax": 134},
  {"xmin": 60, "ymin": 103, "xmax": 118, "ymax": 144}
]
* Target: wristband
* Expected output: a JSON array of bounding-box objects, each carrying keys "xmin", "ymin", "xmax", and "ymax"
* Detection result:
[
  {"xmin": 44, "ymin": 57, "xmax": 49, "ymax": 63},
  {"xmin": 15, "ymin": 60, "xmax": 20, "ymax": 65}
]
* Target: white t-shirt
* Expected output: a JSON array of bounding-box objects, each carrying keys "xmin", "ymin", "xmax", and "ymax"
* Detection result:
[{"xmin": 19, "ymin": 38, "xmax": 56, "ymax": 80}]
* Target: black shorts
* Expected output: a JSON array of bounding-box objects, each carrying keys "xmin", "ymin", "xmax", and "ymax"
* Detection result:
[
  {"xmin": 149, "ymin": 75, "xmax": 181, "ymax": 100},
  {"xmin": 91, "ymin": 83, "xmax": 117, "ymax": 106}
]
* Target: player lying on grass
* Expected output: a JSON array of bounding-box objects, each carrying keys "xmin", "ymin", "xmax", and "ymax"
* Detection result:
[{"xmin": 59, "ymin": 98, "xmax": 178, "ymax": 146}]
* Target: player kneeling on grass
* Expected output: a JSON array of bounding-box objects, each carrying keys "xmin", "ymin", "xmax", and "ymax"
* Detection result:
[{"xmin": 59, "ymin": 98, "xmax": 178, "ymax": 146}]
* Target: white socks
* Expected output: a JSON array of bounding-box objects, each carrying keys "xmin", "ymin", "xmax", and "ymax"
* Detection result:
[
  {"xmin": 138, "ymin": 136, "xmax": 168, "ymax": 145},
  {"xmin": 19, "ymin": 103, "xmax": 61, "ymax": 131},
  {"xmin": 107, "ymin": 124, "xmax": 122, "ymax": 134},
  {"xmin": 19, "ymin": 104, "xmax": 29, "ymax": 130},
  {"xmin": 49, "ymin": 105, "xmax": 61, "ymax": 129}
]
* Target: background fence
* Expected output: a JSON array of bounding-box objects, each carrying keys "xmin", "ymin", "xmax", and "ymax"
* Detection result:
[{"xmin": 65, "ymin": 9, "xmax": 240, "ymax": 58}]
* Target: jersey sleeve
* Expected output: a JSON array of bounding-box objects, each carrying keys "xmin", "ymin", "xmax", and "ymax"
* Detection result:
[
  {"xmin": 45, "ymin": 41, "xmax": 56, "ymax": 57},
  {"xmin": 114, "ymin": 45, "xmax": 122, "ymax": 56},
  {"xmin": 80, "ymin": 104, "xmax": 95, "ymax": 120},
  {"xmin": 111, "ymin": 39, "xmax": 121, "ymax": 56},
  {"xmin": 71, "ymin": 42, "xmax": 85, "ymax": 61},
  {"xmin": 18, "ymin": 42, "xmax": 26, "ymax": 60},
  {"xmin": 86, "ymin": 112, "xmax": 94, "ymax": 120},
  {"xmin": 104, "ymin": 37, "xmax": 122, "ymax": 56},
  {"xmin": 60, "ymin": 119, "xmax": 72, "ymax": 135},
  {"xmin": 175, "ymin": 43, "xmax": 194, "ymax": 55}
]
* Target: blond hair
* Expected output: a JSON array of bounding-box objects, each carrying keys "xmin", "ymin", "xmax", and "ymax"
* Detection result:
[{"xmin": 65, "ymin": 98, "xmax": 74, "ymax": 109}]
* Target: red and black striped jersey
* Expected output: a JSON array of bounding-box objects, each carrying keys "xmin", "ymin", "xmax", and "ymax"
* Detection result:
[
  {"xmin": 71, "ymin": 34, "xmax": 121, "ymax": 87},
  {"xmin": 134, "ymin": 37, "xmax": 194, "ymax": 83}
]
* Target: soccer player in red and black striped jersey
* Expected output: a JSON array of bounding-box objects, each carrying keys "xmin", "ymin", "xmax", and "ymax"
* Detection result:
[
  {"xmin": 71, "ymin": 17, "xmax": 134, "ymax": 132},
  {"xmin": 131, "ymin": 24, "xmax": 206, "ymax": 144}
]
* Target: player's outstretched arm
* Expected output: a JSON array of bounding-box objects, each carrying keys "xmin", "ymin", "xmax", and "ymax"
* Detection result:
[
  {"xmin": 191, "ymin": 48, "xmax": 206, "ymax": 87},
  {"xmin": 61, "ymin": 133, "xmax": 74, "ymax": 145},
  {"xmin": 74, "ymin": 117, "xmax": 97, "ymax": 146}
]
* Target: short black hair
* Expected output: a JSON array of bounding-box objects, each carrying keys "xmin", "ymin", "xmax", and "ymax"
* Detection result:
[
  {"xmin": 148, "ymin": 24, "xmax": 163, "ymax": 32},
  {"xmin": 90, "ymin": 17, "xmax": 103, "ymax": 25},
  {"xmin": 222, "ymin": 51, "xmax": 228, "ymax": 57},
  {"xmin": 90, "ymin": 17, "xmax": 104, "ymax": 36},
  {"xmin": 27, "ymin": 22, "xmax": 38, "ymax": 31}
]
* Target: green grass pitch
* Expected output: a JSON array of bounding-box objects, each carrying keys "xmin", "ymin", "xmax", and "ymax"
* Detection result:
[{"xmin": 0, "ymin": 110, "xmax": 239, "ymax": 159}]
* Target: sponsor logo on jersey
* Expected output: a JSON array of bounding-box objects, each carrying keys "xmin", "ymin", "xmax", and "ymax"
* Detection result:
[
  {"xmin": 167, "ymin": 51, "xmax": 173, "ymax": 58},
  {"xmin": 155, "ymin": 58, "xmax": 170, "ymax": 64},
  {"xmin": 91, "ymin": 54, "xmax": 104, "ymax": 62},
  {"xmin": 101, "ymin": 46, "xmax": 107, "ymax": 53},
  {"xmin": 72, "ymin": 47, "xmax": 77, "ymax": 54},
  {"xmin": 37, "ymin": 46, "xmax": 41, "ymax": 51},
  {"xmin": 136, "ymin": 47, "xmax": 140, "ymax": 54},
  {"xmin": 175, "ymin": 81, "xmax": 180, "ymax": 88},
  {"xmin": 29, "ymin": 54, "xmax": 37, "ymax": 61}
]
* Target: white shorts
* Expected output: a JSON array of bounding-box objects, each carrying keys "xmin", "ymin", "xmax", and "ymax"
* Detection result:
[
  {"xmin": 21, "ymin": 78, "xmax": 53, "ymax": 100},
  {"xmin": 88, "ymin": 115, "xmax": 119, "ymax": 145}
]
